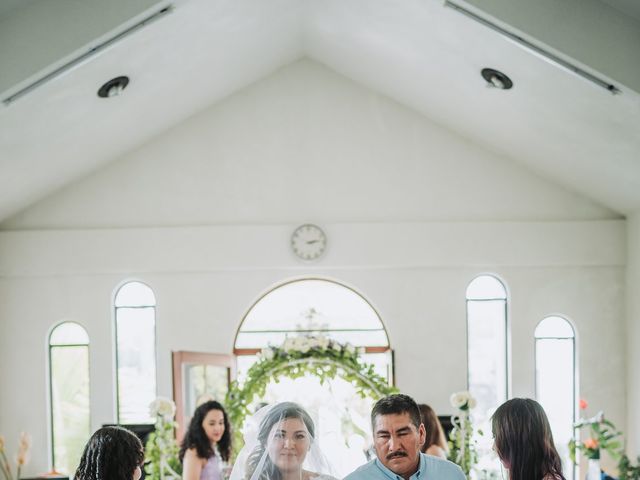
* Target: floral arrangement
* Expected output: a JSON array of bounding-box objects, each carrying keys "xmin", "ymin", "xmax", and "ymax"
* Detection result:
[
  {"xmin": 225, "ymin": 334, "xmax": 397, "ymax": 450},
  {"xmin": 0, "ymin": 433, "xmax": 31, "ymax": 480},
  {"xmin": 568, "ymin": 399, "xmax": 640, "ymax": 479},
  {"xmin": 145, "ymin": 397, "xmax": 181, "ymax": 480},
  {"xmin": 569, "ymin": 399, "xmax": 622, "ymax": 462},
  {"xmin": 448, "ymin": 391, "xmax": 479, "ymax": 479}
]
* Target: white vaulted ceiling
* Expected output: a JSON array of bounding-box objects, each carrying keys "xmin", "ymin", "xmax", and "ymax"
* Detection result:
[{"xmin": 0, "ymin": 0, "xmax": 639, "ymax": 222}]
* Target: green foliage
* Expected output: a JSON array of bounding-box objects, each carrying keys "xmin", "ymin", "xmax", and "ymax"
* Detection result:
[
  {"xmin": 570, "ymin": 412, "xmax": 622, "ymax": 464},
  {"xmin": 619, "ymin": 454, "xmax": 640, "ymax": 480},
  {"xmin": 224, "ymin": 337, "xmax": 397, "ymax": 453},
  {"xmin": 145, "ymin": 414, "xmax": 182, "ymax": 480},
  {"xmin": 448, "ymin": 410, "xmax": 479, "ymax": 478}
]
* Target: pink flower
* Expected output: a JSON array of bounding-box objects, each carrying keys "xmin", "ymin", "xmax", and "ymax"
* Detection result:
[
  {"xmin": 584, "ymin": 438, "xmax": 599, "ymax": 450},
  {"xmin": 579, "ymin": 399, "xmax": 588, "ymax": 410}
]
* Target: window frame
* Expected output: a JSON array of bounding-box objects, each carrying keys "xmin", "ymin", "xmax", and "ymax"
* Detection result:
[
  {"xmin": 113, "ymin": 280, "xmax": 158, "ymax": 424},
  {"xmin": 47, "ymin": 321, "xmax": 91, "ymax": 473}
]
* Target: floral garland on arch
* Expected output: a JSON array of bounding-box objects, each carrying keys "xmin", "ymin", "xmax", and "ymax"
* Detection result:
[{"xmin": 225, "ymin": 335, "xmax": 397, "ymax": 450}]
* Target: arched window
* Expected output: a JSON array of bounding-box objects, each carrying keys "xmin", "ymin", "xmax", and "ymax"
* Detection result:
[
  {"xmin": 535, "ymin": 315, "xmax": 576, "ymax": 478},
  {"xmin": 48, "ymin": 322, "xmax": 90, "ymax": 475},
  {"xmin": 234, "ymin": 278, "xmax": 391, "ymax": 477},
  {"xmin": 114, "ymin": 281, "xmax": 157, "ymax": 423},
  {"xmin": 466, "ymin": 275, "xmax": 508, "ymax": 418}
]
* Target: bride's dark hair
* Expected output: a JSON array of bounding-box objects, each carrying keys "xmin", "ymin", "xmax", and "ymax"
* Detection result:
[{"xmin": 245, "ymin": 402, "xmax": 315, "ymax": 480}]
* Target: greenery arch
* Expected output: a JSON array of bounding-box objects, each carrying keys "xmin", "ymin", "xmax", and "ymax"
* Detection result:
[{"xmin": 225, "ymin": 335, "xmax": 397, "ymax": 448}]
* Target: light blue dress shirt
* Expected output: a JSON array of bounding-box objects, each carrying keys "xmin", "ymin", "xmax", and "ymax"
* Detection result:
[{"xmin": 344, "ymin": 452, "xmax": 466, "ymax": 480}]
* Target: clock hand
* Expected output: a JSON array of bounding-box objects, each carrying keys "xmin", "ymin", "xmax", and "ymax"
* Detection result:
[{"xmin": 306, "ymin": 239, "xmax": 319, "ymax": 244}]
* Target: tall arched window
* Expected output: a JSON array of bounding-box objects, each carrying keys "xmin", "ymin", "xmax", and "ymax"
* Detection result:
[
  {"xmin": 535, "ymin": 315, "xmax": 576, "ymax": 478},
  {"xmin": 49, "ymin": 322, "xmax": 90, "ymax": 475},
  {"xmin": 115, "ymin": 281, "xmax": 157, "ymax": 423},
  {"xmin": 466, "ymin": 274, "xmax": 508, "ymax": 418},
  {"xmin": 234, "ymin": 278, "xmax": 391, "ymax": 477}
]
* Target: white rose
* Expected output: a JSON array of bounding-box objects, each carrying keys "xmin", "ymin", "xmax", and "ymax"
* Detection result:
[
  {"xmin": 283, "ymin": 338, "xmax": 295, "ymax": 352},
  {"xmin": 317, "ymin": 336, "xmax": 330, "ymax": 349},
  {"xmin": 149, "ymin": 397, "xmax": 176, "ymax": 418},
  {"xmin": 308, "ymin": 337, "xmax": 319, "ymax": 349},
  {"xmin": 261, "ymin": 347, "xmax": 275, "ymax": 360},
  {"xmin": 467, "ymin": 396, "xmax": 477, "ymax": 409},
  {"xmin": 331, "ymin": 342, "xmax": 342, "ymax": 352},
  {"xmin": 345, "ymin": 343, "xmax": 356, "ymax": 355},
  {"xmin": 297, "ymin": 337, "xmax": 311, "ymax": 353},
  {"xmin": 450, "ymin": 392, "xmax": 467, "ymax": 409}
]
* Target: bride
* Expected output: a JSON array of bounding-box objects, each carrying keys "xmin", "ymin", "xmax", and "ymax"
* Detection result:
[{"xmin": 229, "ymin": 402, "xmax": 338, "ymax": 480}]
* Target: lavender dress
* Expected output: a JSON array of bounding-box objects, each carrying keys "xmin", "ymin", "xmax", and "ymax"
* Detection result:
[{"xmin": 200, "ymin": 455, "xmax": 223, "ymax": 480}]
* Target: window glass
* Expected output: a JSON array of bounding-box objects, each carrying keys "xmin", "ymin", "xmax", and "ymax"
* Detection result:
[
  {"xmin": 49, "ymin": 322, "xmax": 90, "ymax": 475},
  {"xmin": 115, "ymin": 281, "xmax": 157, "ymax": 423},
  {"xmin": 536, "ymin": 316, "xmax": 576, "ymax": 479}
]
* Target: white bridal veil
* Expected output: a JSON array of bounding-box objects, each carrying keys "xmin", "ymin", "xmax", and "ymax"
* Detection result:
[{"xmin": 229, "ymin": 402, "xmax": 339, "ymax": 480}]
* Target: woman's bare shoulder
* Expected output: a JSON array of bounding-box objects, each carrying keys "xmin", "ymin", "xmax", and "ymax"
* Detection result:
[{"xmin": 303, "ymin": 471, "xmax": 338, "ymax": 480}]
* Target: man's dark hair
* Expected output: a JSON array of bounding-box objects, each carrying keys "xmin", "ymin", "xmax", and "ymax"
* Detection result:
[{"xmin": 371, "ymin": 394, "xmax": 422, "ymax": 431}]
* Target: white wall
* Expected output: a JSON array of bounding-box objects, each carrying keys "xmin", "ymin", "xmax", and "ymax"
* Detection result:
[{"xmin": 0, "ymin": 60, "xmax": 628, "ymax": 474}]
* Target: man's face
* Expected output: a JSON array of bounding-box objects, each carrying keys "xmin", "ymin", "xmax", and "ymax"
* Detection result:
[{"xmin": 373, "ymin": 412, "xmax": 426, "ymax": 480}]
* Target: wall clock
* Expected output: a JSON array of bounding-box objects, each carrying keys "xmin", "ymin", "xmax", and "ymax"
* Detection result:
[{"xmin": 291, "ymin": 224, "xmax": 327, "ymax": 260}]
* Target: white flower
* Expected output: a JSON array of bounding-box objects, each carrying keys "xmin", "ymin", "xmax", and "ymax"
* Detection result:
[
  {"xmin": 449, "ymin": 391, "xmax": 476, "ymax": 410},
  {"xmin": 149, "ymin": 397, "xmax": 176, "ymax": 418},
  {"xmin": 317, "ymin": 335, "xmax": 330, "ymax": 349},
  {"xmin": 308, "ymin": 337, "xmax": 319, "ymax": 349},
  {"xmin": 345, "ymin": 343, "xmax": 356, "ymax": 355},
  {"xmin": 283, "ymin": 337, "xmax": 296, "ymax": 352},
  {"xmin": 331, "ymin": 342, "xmax": 342, "ymax": 352},
  {"xmin": 296, "ymin": 337, "xmax": 311, "ymax": 353},
  {"xmin": 261, "ymin": 347, "xmax": 275, "ymax": 361}
]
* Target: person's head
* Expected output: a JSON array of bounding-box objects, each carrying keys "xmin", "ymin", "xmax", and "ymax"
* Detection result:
[
  {"xmin": 180, "ymin": 400, "xmax": 232, "ymax": 463},
  {"xmin": 371, "ymin": 394, "xmax": 426, "ymax": 479},
  {"xmin": 418, "ymin": 404, "xmax": 447, "ymax": 453},
  {"xmin": 74, "ymin": 426, "xmax": 144, "ymax": 480},
  {"xmin": 491, "ymin": 398, "xmax": 564, "ymax": 480},
  {"xmin": 259, "ymin": 402, "xmax": 315, "ymax": 476}
]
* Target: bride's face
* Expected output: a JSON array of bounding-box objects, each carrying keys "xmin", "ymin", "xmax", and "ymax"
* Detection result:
[{"xmin": 267, "ymin": 417, "xmax": 311, "ymax": 473}]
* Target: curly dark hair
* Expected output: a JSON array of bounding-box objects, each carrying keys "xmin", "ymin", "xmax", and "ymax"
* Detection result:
[
  {"xmin": 179, "ymin": 400, "xmax": 231, "ymax": 463},
  {"xmin": 245, "ymin": 402, "xmax": 315, "ymax": 480},
  {"xmin": 74, "ymin": 426, "xmax": 144, "ymax": 480},
  {"xmin": 492, "ymin": 398, "xmax": 566, "ymax": 480}
]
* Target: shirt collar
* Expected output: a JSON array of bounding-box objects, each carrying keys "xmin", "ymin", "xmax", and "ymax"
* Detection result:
[{"xmin": 374, "ymin": 453, "xmax": 425, "ymax": 480}]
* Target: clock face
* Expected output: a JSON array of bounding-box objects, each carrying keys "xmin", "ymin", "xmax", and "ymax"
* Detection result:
[{"xmin": 291, "ymin": 224, "xmax": 327, "ymax": 260}]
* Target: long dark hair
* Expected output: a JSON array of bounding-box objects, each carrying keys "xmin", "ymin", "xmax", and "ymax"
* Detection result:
[
  {"xmin": 418, "ymin": 404, "xmax": 448, "ymax": 454},
  {"xmin": 75, "ymin": 426, "xmax": 144, "ymax": 480},
  {"xmin": 491, "ymin": 398, "xmax": 565, "ymax": 480},
  {"xmin": 179, "ymin": 400, "xmax": 232, "ymax": 463},
  {"xmin": 245, "ymin": 402, "xmax": 315, "ymax": 480}
]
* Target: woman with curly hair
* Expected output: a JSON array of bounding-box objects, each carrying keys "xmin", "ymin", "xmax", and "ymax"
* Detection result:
[
  {"xmin": 180, "ymin": 400, "xmax": 232, "ymax": 480},
  {"xmin": 492, "ymin": 398, "xmax": 566, "ymax": 480},
  {"xmin": 74, "ymin": 426, "xmax": 144, "ymax": 480}
]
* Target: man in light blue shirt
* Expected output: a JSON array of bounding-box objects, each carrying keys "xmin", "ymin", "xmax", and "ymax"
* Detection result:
[{"xmin": 344, "ymin": 394, "xmax": 465, "ymax": 480}]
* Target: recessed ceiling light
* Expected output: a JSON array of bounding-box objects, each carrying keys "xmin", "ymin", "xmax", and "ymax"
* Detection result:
[
  {"xmin": 481, "ymin": 68, "xmax": 513, "ymax": 90},
  {"xmin": 97, "ymin": 76, "xmax": 130, "ymax": 98}
]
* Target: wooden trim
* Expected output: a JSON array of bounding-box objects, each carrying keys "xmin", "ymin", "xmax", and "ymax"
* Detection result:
[
  {"xmin": 233, "ymin": 346, "xmax": 390, "ymax": 355},
  {"xmin": 171, "ymin": 351, "xmax": 235, "ymax": 441}
]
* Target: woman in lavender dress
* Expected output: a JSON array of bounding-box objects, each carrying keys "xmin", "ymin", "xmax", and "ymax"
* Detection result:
[{"xmin": 180, "ymin": 400, "xmax": 232, "ymax": 480}]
